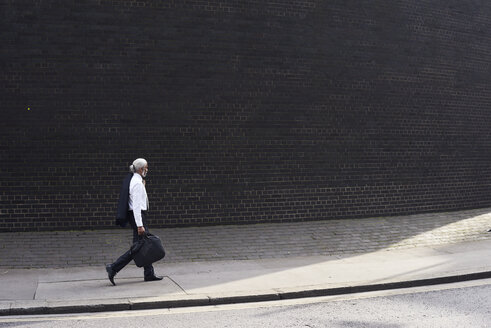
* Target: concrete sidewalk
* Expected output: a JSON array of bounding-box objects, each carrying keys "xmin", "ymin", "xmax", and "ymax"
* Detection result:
[{"xmin": 0, "ymin": 208, "xmax": 490, "ymax": 315}]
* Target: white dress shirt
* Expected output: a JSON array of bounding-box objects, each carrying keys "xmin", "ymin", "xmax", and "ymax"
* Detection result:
[{"xmin": 128, "ymin": 173, "xmax": 148, "ymax": 227}]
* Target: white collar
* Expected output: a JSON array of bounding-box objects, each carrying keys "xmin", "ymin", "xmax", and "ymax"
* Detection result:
[{"xmin": 133, "ymin": 173, "xmax": 143, "ymax": 182}]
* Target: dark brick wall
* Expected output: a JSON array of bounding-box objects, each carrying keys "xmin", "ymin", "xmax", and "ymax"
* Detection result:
[{"xmin": 2, "ymin": 0, "xmax": 491, "ymax": 232}]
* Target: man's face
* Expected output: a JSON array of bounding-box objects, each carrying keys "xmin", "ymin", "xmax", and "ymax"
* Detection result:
[{"xmin": 140, "ymin": 164, "xmax": 148, "ymax": 178}]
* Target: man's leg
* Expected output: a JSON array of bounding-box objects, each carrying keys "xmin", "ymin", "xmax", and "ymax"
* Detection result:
[
  {"xmin": 138, "ymin": 214, "xmax": 162, "ymax": 281},
  {"xmin": 106, "ymin": 244, "xmax": 133, "ymax": 286},
  {"xmin": 110, "ymin": 249, "xmax": 133, "ymax": 273},
  {"xmin": 138, "ymin": 224, "xmax": 158, "ymax": 280},
  {"xmin": 144, "ymin": 264, "xmax": 155, "ymax": 278},
  {"xmin": 131, "ymin": 221, "xmax": 155, "ymax": 278},
  {"xmin": 106, "ymin": 212, "xmax": 137, "ymax": 285}
]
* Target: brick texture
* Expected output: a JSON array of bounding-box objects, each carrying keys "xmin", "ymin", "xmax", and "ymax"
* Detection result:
[{"xmin": 2, "ymin": 1, "xmax": 491, "ymax": 231}]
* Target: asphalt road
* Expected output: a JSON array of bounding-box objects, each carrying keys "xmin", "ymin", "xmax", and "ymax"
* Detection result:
[{"xmin": 1, "ymin": 279, "xmax": 490, "ymax": 328}]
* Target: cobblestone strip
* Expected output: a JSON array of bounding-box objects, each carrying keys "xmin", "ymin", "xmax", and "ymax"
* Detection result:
[{"xmin": 0, "ymin": 208, "xmax": 490, "ymax": 268}]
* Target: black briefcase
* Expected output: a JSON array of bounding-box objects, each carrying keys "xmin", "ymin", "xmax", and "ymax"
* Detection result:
[{"xmin": 130, "ymin": 233, "xmax": 166, "ymax": 268}]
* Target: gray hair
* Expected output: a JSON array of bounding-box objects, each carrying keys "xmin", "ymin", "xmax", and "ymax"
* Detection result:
[{"xmin": 129, "ymin": 158, "xmax": 148, "ymax": 173}]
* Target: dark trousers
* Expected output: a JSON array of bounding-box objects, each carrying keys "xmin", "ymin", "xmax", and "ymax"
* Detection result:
[{"xmin": 110, "ymin": 211, "xmax": 155, "ymax": 278}]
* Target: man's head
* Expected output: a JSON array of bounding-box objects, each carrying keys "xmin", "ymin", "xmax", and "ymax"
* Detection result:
[{"xmin": 130, "ymin": 158, "xmax": 148, "ymax": 178}]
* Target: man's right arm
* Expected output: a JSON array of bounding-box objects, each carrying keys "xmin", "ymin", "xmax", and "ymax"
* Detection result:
[{"xmin": 130, "ymin": 182, "xmax": 145, "ymax": 230}]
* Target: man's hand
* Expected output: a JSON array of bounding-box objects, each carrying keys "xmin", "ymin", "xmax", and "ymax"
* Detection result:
[{"xmin": 137, "ymin": 226, "xmax": 145, "ymax": 235}]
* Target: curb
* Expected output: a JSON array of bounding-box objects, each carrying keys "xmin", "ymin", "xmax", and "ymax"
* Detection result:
[
  {"xmin": 2, "ymin": 271, "xmax": 490, "ymax": 316},
  {"xmin": 278, "ymin": 270, "xmax": 491, "ymax": 299}
]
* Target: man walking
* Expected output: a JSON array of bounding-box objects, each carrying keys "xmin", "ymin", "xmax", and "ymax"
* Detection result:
[{"xmin": 106, "ymin": 158, "xmax": 163, "ymax": 285}]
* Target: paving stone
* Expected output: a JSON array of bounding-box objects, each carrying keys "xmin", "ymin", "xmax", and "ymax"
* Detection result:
[{"xmin": 0, "ymin": 208, "xmax": 490, "ymax": 269}]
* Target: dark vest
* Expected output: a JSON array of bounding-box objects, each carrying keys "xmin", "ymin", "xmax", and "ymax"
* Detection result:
[{"xmin": 115, "ymin": 173, "xmax": 133, "ymax": 227}]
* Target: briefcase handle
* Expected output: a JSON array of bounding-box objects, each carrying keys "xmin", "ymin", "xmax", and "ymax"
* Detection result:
[{"xmin": 137, "ymin": 232, "xmax": 153, "ymax": 240}]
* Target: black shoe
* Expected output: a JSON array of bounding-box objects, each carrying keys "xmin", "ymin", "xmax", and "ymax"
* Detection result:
[
  {"xmin": 106, "ymin": 264, "xmax": 116, "ymax": 286},
  {"xmin": 144, "ymin": 275, "xmax": 163, "ymax": 282}
]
